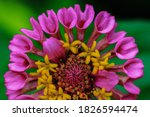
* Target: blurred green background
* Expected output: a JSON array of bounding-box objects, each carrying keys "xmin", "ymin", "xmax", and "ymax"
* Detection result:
[{"xmin": 0, "ymin": 0, "xmax": 150, "ymax": 99}]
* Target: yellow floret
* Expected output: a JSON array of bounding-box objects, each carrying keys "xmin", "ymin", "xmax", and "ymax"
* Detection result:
[
  {"xmin": 61, "ymin": 33, "xmax": 81, "ymax": 54},
  {"xmin": 93, "ymin": 88, "xmax": 112, "ymax": 100}
]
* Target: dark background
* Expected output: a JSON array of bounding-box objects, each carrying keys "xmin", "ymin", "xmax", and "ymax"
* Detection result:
[{"xmin": 0, "ymin": 0, "xmax": 150, "ymax": 99}]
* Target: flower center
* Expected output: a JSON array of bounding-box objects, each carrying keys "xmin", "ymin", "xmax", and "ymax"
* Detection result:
[{"xmin": 53, "ymin": 54, "xmax": 93, "ymax": 99}]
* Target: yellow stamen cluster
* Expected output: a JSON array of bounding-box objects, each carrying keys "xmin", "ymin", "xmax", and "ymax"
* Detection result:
[
  {"xmin": 39, "ymin": 84, "xmax": 71, "ymax": 100},
  {"xmin": 35, "ymin": 55, "xmax": 58, "ymax": 73},
  {"xmin": 36, "ymin": 70, "xmax": 52, "ymax": 90},
  {"xmin": 30, "ymin": 55, "xmax": 71, "ymax": 100},
  {"xmin": 91, "ymin": 52, "xmax": 115, "ymax": 74},
  {"xmin": 93, "ymin": 88, "xmax": 112, "ymax": 100},
  {"xmin": 79, "ymin": 41, "xmax": 98, "ymax": 64},
  {"xmin": 61, "ymin": 33, "xmax": 81, "ymax": 54}
]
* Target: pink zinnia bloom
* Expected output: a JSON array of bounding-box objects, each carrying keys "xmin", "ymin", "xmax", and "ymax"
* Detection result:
[{"xmin": 5, "ymin": 4, "xmax": 144, "ymax": 100}]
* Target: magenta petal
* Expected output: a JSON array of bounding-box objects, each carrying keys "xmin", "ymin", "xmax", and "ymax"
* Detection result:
[
  {"xmin": 43, "ymin": 37, "xmax": 65, "ymax": 62},
  {"xmin": 94, "ymin": 11, "xmax": 115, "ymax": 34},
  {"xmin": 9, "ymin": 34, "xmax": 33, "ymax": 53},
  {"xmin": 6, "ymin": 89, "xmax": 21, "ymax": 100},
  {"xmin": 94, "ymin": 70, "xmax": 119, "ymax": 91},
  {"xmin": 75, "ymin": 4, "xmax": 94, "ymax": 29},
  {"xmin": 124, "ymin": 80, "xmax": 140, "ymax": 94},
  {"xmin": 122, "ymin": 94, "xmax": 137, "ymax": 100},
  {"xmin": 21, "ymin": 17, "xmax": 44, "ymax": 41},
  {"xmin": 4, "ymin": 71, "xmax": 27, "ymax": 90},
  {"xmin": 106, "ymin": 23, "xmax": 126, "ymax": 44},
  {"xmin": 123, "ymin": 58, "xmax": 144, "ymax": 78},
  {"xmin": 38, "ymin": 10, "xmax": 58, "ymax": 35},
  {"xmin": 6, "ymin": 89, "xmax": 35, "ymax": 100},
  {"xmin": 107, "ymin": 31, "xmax": 126, "ymax": 44},
  {"xmin": 115, "ymin": 37, "xmax": 139, "ymax": 59},
  {"xmin": 57, "ymin": 7, "xmax": 77, "ymax": 29},
  {"xmin": 15, "ymin": 95, "xmax": 36, "ymax": 100},
  {"xmin": 9, "ymin": 52, "xmax": 31, "ymax": 72}
]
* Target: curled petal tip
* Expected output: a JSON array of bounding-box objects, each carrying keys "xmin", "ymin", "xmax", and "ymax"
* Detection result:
[
  {"xmin": 94, "ymin": 11, "xmax": 115, "ymax": 34},
  {"xmin": 57, "ymin": 7, "xmax": 77, "ymax": 29},
  {"xmin": 123, "ymin": 58, "xmax": 144, "ymax": 79},
  {"xmin": 38, "ymin": 10, "xmax": 58, "ymax": 35},
  {"xmin": 115, "ymin": 37, "xmax": 139, "ymax": 59}
]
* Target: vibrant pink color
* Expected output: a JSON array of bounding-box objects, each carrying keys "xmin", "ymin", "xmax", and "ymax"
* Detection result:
[
  {"xmin": 94, "ymin": 11, "xmax": 115, "ymax": 34},
  {"xmin": 106, "ymin": 23, "xmax": 126, "ymax": 44},
  {"xmin": 94, "ymin": 70, "xmax": 119, "ymax": 91},
  {"xmin": 6, "ymin": 89, "xmax": 36, "ymax": 100},
  {"xmin": 112, "ymin": 88, "xmax": 137, "ymax": 100},
  {"xmin": 74, "ymin": 4, "xmax": 94, "ymax": 41},
  {"xmin": 5, "ymin": 4, "xmax": 143, "ymax": 100},
  {"xmin": 87, "ymin": 11, "xmax": 115, "ymax": 46},
  {"xmin": 9, "ymin": 34, "xmax": 33, "ymax": 53},
  {"xmin": 6, "ymin": 89, "xmax": 21, "ymax": 100},
  {"xmin": 95, "ymin": 23, "xmax": 126, "ymax": 50},
  {"xmin": 124, "ymin": 80, "xmax": 140, "ymax": 94},
  {"xmin": 21, "ymin": 17, "xmax": 44, "ymax": 41},
  {"xmin": 43, "ymin": 37, "xmax": 65, "ymax": 62},
  {"xmin": 57, "ymin": 7, "xmax": 77, "ymax": 29},
  {"xmin": 9, "ymin": 52, "xmax": 32, "ymax": 72},
  {"xmin": 75, "ymin": 4, "xmax": 94, "ymax": 29},
  {"xmin": 121, "ymin": 94, "xmax": 137, "ymax": 100},
  {"xmin": 15, "ymin": 95, "xmax": 36, "ymax": 100},
  {"xmin": 114, "ymin": 37, "xmax": 139, "ymax": 59},
  {"xmin": 123, "ymin": 58, "xmax": 144, "ymax": 79},
  {"xmin": 4, "ymin": 71, "xmax": 27, "ymax": 90},
  {"xmin": 38, "ymin": 10, "xmax": 58, "ymax": 35},
  {"xmin": 65, "ymin": 62, "xmax": 87, "ymax": 85}
]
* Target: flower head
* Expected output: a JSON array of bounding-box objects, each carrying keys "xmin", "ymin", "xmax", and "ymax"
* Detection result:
[{"xmin": 5, "ymin": 4, "xmax": 144, "ymax": 100}]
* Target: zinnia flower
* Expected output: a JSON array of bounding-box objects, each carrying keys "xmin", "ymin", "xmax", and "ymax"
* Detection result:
[{"xmin": 4, "ymin": 4, "xmax": 144, "ymax": 100}]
